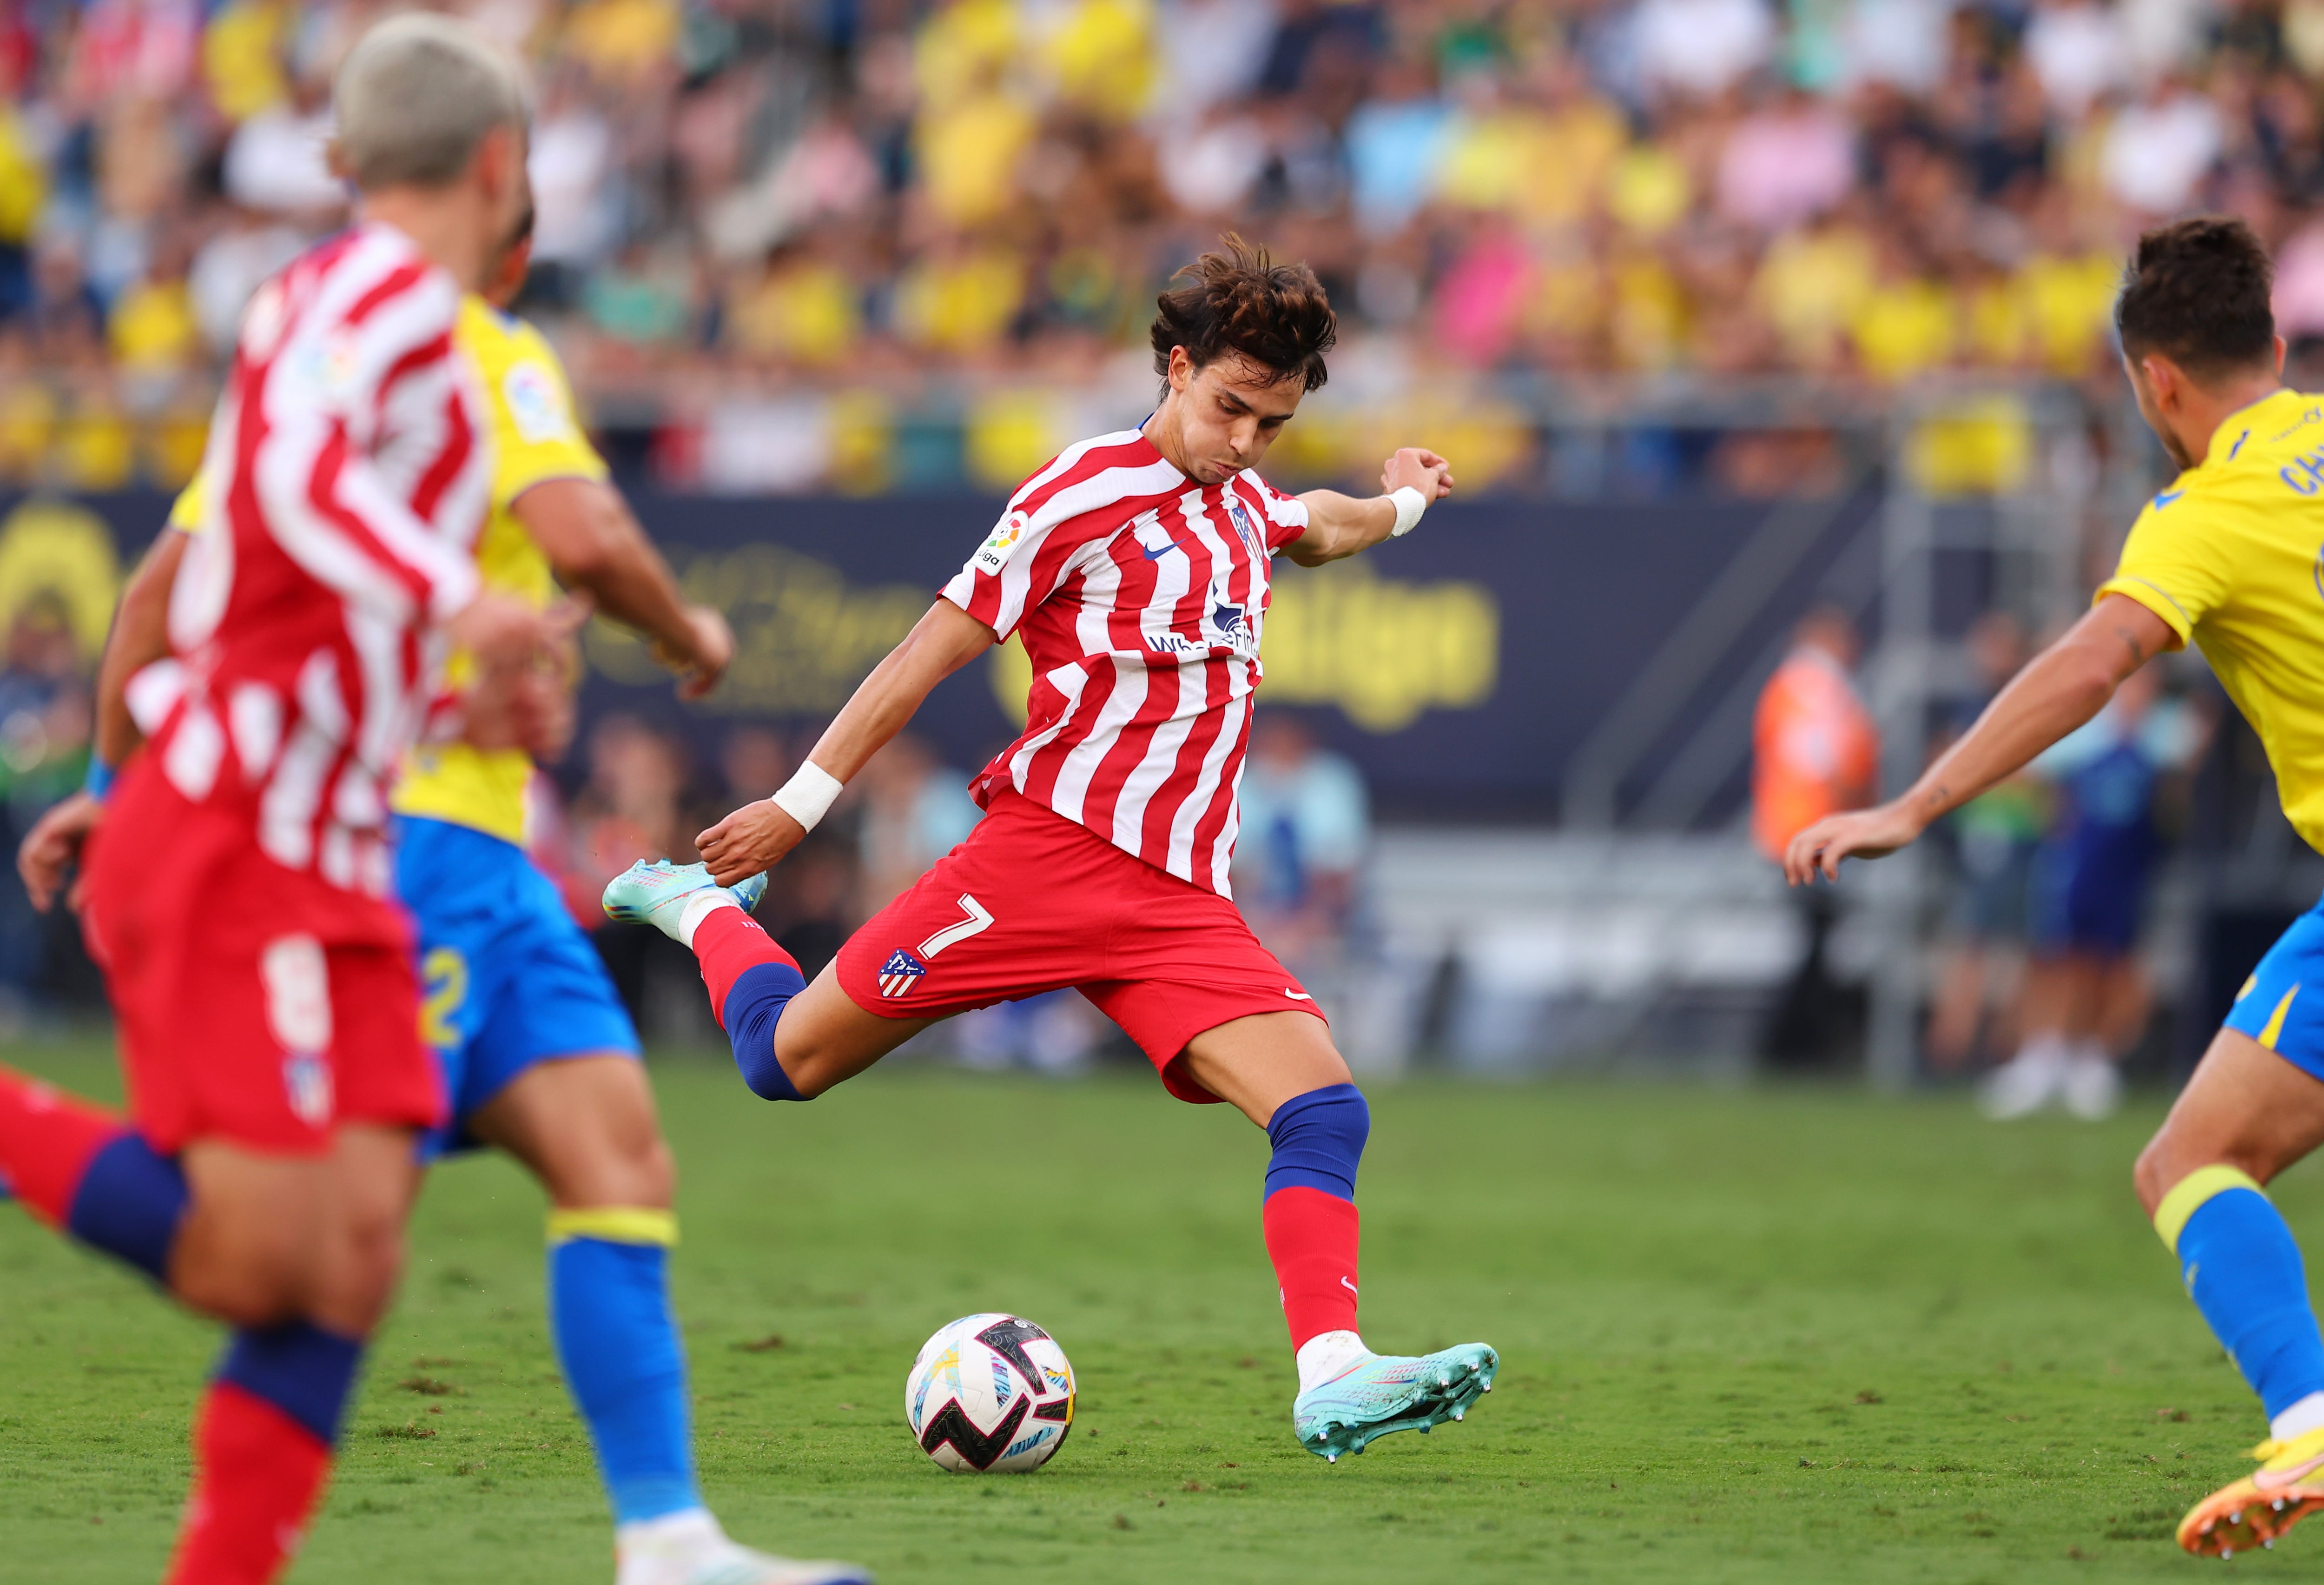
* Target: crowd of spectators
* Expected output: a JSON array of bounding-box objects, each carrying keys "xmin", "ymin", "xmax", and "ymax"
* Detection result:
[{"xmin": 0, "ymin": 0, "xmax": 2309, "ymax": 491}]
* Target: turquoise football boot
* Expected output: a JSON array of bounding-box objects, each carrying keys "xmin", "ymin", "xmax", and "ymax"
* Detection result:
[
  {"xmin": 603, "ymin": 860, "xmax": 767, "ymax": 941},
  {"xmin": 1294, "ymin": 1343, "xmax": 1499, "ymax": 1462}
]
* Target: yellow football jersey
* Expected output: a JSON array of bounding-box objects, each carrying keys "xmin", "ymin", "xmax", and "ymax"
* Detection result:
[
  {"xmin": 391, "ymin": 298, "xmax": 606, "ymax": 844},
  {"xmin": 2097, "ymin": 387, "xmax": 2324, "ymax": 854},
  {"xmin": 167, "ymin": 298, "xmax": 606, "ymax": 847}
]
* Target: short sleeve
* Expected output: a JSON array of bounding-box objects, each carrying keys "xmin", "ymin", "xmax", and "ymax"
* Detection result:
[
  {"xmin": 487, "ymin": 326, "xmax": 608, "ymax": 504},
  {"xmin": 2093, "ymin": 488, "xmax": 2230, "ymax": 649},
  {"xmin": 941, "ymin": 477, "xmax": 1120, "ymax": 640},
  {"xmin": 1239, "ymin": 470, "xmax": 1308, "ymax": 550}
]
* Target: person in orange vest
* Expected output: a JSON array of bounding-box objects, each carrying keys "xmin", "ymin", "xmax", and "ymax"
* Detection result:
[{"xmin": 1753, "ymin": 605, "xmax": 1879, "ymax": 1065}]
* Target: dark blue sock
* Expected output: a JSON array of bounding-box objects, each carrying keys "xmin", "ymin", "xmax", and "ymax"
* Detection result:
[
  {"xmin": 725, "ymin": 961, "xmax": 807, "ymax": 1101},
  {"xmin": 65, "ymin": 1134, "xmax": 189, "ymax": 1284},
  {"xmin": 217, "ymin": 1320, "xmax": 365, "ymax": 1444},
  {"xmin": 2168, "ymin": 1176, "xmax": 2324, "ymax": 1419},
  {"xmin": 1264, "ymin": 1084, "xmax": 1371, "ymax": 1202},
  {"xmin": 549, "ymin": 1226, "xmax": 699, "ymax": 1524}
]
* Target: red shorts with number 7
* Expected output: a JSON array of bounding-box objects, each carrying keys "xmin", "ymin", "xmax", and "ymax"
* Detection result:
[{"xmin": 834, "ymin": 789, "xmax": 1325, "ymax": 1103}]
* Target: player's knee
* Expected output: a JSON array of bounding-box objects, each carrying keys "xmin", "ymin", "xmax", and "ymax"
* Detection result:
[
  {"xmin": 2132, "ymin": 1134, "xmax": 2175, "ymax": 1217},
  {"xmin": 605, "ymin": 1132, "xmax": 676, "ymax": 1208},
  {"xmin": 766, "ymin": 1024, "xmax": 841, "ymax": 1099},
  {"xmin": 325, "ymin": 1214, "xmax": 407, "ymax": 1336},
  {"xmin": 170, "ymin": 1210, "xmax": 305, "ymax": 1327},
  {"xmin": 2133, "ymin": 1127, "xmax": 2269, "ymax": 1218},
  {"xmin": 784, "ymin": 1054, "xmax": 839, "ymax": 1101}
]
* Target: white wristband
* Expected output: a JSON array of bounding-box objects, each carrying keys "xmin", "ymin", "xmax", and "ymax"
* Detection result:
[
  {"xmin": 770, "ymin": 760, "xmax": 843, "ymax": 832},
  {"xmin": 1388, "ymin": 485, "xmax": 1429, "ymax": 537}
]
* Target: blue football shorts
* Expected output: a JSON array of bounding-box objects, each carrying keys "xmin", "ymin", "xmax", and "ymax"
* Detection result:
[
  {"xmin": 392, "ymin": 815, "xmax": 640, "ymax": 1156},
  {"xmin": 2225, "ymin": 892, "xmax": 2324, "ymax": 1078}
]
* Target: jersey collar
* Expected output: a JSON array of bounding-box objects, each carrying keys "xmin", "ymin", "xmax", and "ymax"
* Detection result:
[{"xmin": 2204, "ymin": 387, "xmax": 2304, "ymax": 467}]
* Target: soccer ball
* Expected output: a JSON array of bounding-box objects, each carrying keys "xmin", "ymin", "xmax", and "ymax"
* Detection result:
[{"xmin": 905, "ymin": 1312, "xmax": 1076, "ymax": 1472}]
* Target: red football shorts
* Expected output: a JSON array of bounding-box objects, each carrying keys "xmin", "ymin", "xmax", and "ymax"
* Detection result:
[
  {"xmin": 836, "ymin": 789, "xmax": 1325, "ymax": 1102},
  {"xmin": 79, "ymin": 760, "xmax": 443, "ymax": 1156}
]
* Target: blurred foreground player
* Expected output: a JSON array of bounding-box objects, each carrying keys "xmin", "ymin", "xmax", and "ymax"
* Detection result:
[
  {"xmin": 20, "ymin": 223, "xmax": 865, "ymax": 1585},
  {"xmin": 1787, "ymin": 217, "xmax": 2324, "ymax": 1558},
  {"xmin": 0, "ymin": 20, "xmax": 553, "ymax": 1583},
  {"xmin": 605, "ymin": 239, "xmax": 1497, "ymax": 1462}
]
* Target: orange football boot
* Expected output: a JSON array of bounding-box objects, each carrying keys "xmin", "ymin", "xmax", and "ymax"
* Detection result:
[{"xmin": 2179, "ymin": 1428, "xmax": 2324, "ymax": 1558}]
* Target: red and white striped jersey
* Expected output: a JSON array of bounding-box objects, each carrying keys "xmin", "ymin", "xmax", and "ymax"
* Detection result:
[
  {"xmin": 943, "ymin": 429, "xmax": 1309, "ymax": 897},
  {"xmin": 142, "ymin": 222, "xmax": 487, "ymax": 898}
]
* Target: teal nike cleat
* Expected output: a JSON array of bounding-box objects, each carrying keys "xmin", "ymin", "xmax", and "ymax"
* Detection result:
[
  {"xmin": 602, "ymin": 860, "xmax": 768, "ymax": 941},
  {"xmin": 1293, "ymin": 1344, "xmax": 1499, "ymax": 1463}
]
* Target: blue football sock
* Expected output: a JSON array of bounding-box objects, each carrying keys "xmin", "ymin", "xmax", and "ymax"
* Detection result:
[
  {"xmin": 66, "ymin": 1133, "xmax": 189, "ymax": 1285},
  {"xmin": 2158, "ymin": 1167, "xmax": 2324, "ymax": 1419},
  {"xmin": 217, "ymin": 1320, "xmax": 365, "ymax": 1443},
  {"xmin": 548, "ymin": 1211, "xmax": 700, "ymax": 1525},
  {"xmin": 725, "ymin": 961, "xmax": 806, "ymax": 1101},
  {"xmin": 1264, "ymin": 1084, "xmax": 1370, "ymax": 1203}
]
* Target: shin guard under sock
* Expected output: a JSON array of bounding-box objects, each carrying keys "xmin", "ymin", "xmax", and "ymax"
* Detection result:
[
  {"xmin": 168, "ymin": 1322, "xmax": 363, "ymax": 1585},
  {"xmin": 2156, "ymin": 1166, "xmax": 2324, "ymax": 1420},
  {"xmin": 0, "ymin": 1068, "xmax": 185, "ymax": 1282},
  {"xmin": 548, "ymin": 1209, "xmax": 700, "ymax": 1524},
  {"xmin": 1262, "ymin": 1085, "xmax": 1371, "ymax": 1351},
  {"xmin": 692, "ymin": 908, "xmax": 807, "ymax": 1101}
]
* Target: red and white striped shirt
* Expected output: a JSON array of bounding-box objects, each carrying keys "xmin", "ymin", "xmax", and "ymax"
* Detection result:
[
  {"xmin": 944, "ymin": 429, "xmax": 1309, "ymax": 898},
  {"xmin": 143, "ymin": 223, "xmax": 488, "ymax": 897}
]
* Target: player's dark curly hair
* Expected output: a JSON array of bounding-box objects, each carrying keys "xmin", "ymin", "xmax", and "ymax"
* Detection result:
[
  {"xmin": 2115, "ymin": 216, "xmax": 2276, "ymax": 378},
  {"xmin": 1150, "ymin": 235, "xmax": 1337, "ymax": 394}
]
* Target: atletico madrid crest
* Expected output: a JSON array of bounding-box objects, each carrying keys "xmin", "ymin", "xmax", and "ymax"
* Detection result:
[
  {"xmin": 877, "ymin": 948, "xmax": 929, "ymax": 998},
  {"xmin": 1226, "ymin": 497, "xmax": 1260, "ymax": 554}
]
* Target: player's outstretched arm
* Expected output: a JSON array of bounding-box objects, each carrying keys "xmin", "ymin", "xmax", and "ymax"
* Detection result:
[
  {"xmin": 1283, "ymin": 447, "xmax": 1454, "ymax": 566},
  {"xmin": 696, "ymin": 598, "xmax": 997, "ymax": 884},
  {"xmin": 1784, "ymin": 593, "xmax": 2176, "ymax": 884},
  {"xmin": 513, "ymin": 477, "xmax": 733, "ymax": 700}
]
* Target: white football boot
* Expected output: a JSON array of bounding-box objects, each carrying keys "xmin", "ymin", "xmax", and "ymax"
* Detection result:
[
  {"xmin": 615, "ymin": 1509, "xmax": 871, "ymax": 1585},
  {"xmin": 2061, "ymin": 1048, "xmax": 2122, "ymax": 1121},
  {"xmin": 1979, "ymin": 1039, "xmax": 2067, "ymax": 1120}
]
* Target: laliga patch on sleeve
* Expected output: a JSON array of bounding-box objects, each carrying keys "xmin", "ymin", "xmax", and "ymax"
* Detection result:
[
  {"xmin": 975, "ymin": 509, "xmax": 1032, "ymax": 575},
  {"xmin": 502, "ymin": 360, "xmax": 576, "ymax": 445}
]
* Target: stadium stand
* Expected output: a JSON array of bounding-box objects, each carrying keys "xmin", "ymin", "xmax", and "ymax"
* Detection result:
[{"xmin": 0, "ymin": 0, "xmax": 2281, "ymax": 494}]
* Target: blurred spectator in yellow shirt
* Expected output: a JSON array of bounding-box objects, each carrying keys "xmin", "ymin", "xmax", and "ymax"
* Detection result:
[
  {"xmin": 895, "ymin": 235, "xmax": 1024, "ymax": 358},
  {"xmin": 1751, "ymin": 214, "xmax": 1875, "ymax": 370},
  {"xmin": 726, "ymin": 244, "xmax": 861, "ymax": 369},
  {"xmin": 1849, "ymin": 236, "xmax": 1955, "ymax": 383}
]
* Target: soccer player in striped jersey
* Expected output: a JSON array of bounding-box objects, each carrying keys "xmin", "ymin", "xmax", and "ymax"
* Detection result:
[
  {"xmin": 0, "ymin": 20, "xmax": 558, "ymax": 1582},
  {"xmin": 607, "ymin": 239, "xmax": 1498, "ymax": 1461},
  {"xmin": 19, "ymin": 212, "xmax": 865, "ymax": 1585},
  {"xmin": 1789, "ymin": 217, "xmax": 2324, "ymax": 1558}
]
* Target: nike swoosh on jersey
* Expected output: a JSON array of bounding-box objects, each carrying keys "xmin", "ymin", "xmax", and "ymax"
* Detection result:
[
  {"xmin": 1142, "ymin": 539, "xmax": 1183, "ymax": 560},
  {"xmin": 2153, "ymin": 489, "xmax": 2184, "ymax": 509},
  {"xmin": 1285, "ymin": 989, "xmax": 1314, "ymax": 1001}
]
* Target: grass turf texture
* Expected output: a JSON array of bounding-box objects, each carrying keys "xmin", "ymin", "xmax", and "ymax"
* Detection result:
[{"xmin": 0, "ymin": 1042, "xmax": 2300, "ymax": 1583}]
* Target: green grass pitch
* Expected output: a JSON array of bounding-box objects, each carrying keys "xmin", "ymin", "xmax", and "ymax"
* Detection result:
[{"xmin": 0, "ymin": 1040, "xmax": 2304, "ymax": 1582}]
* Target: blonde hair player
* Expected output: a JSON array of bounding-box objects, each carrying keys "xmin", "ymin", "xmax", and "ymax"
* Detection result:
[{"xmin": 0, "ymin": 16, "xmax": 565, "ymax": 1584}]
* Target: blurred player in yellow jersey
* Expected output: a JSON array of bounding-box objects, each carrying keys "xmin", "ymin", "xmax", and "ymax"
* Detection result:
[
  {"xmin": 1787, "ymin": 217, "xmax": 2324, "ymax": 1560},
  {"xmin": 19, "ymin": 210, "xmax": 869, "ymax": 1585}
]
